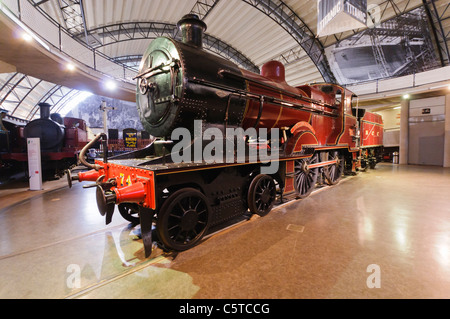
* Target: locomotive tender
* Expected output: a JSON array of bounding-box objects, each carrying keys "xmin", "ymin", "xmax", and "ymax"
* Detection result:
[{"xmin": 67, "ymin": 14, "xmax": 383, "ymax": 256}]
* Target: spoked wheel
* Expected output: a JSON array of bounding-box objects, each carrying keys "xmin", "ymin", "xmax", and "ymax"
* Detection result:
[
  {"xmin": 294, "ymin": 154, "xmax": 319, "ymax": 199},
  {"xmin": 156, "ymin": 188, "xmax": 210, "ymax": 251},
  {"xmin": 248, "ymin": 174, "xmax": 277, "ymax": 217},
  {"xmin": 323, "ymin": 151, "xmax": 344, "ymax": 185},
  {"xmin": 118, "ymin": 203, "xmax": 140, "ymax": 225}
]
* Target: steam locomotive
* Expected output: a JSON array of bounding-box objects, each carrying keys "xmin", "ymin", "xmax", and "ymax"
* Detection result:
[
  {"xmin": 66, "ymin": 14, "xmax": 383, "ymax": 256},
  {"xmin": 0, "ymin": 103, "xmax": 89, "ymax": 179}
]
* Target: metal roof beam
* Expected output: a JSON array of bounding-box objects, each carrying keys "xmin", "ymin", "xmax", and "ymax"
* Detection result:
[
  {"xmin": 0, "ymin": 74, "xmax": 42, "ymax": 118},
  {"xmin": 57, "ymin": 0, "xmax": 85, "ymax": 34},
  {"xmin": 79, "ymin": 22, "xmax": 260, "ymax": 73},
  {"xmin": 33, "ymin": 0, "xmax": 51, "ymax": 7},
  {"xmin": 241, "ymin": 0, "xmax": 335, "ymax": 83},
  {"xmin": 190, "ymin": 0, "xmax": 221, "ymax": 20},
  {"xmin": 422, "ymin": 0, "xmax": 450, "ymax": 66}
]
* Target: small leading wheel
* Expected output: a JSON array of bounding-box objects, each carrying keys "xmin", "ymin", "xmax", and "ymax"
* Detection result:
[
  {"xmin": 156, "ymin": 188, "xmax": 210, "ymax": 251},
  {"xmin": 324, "ymin": 151, "xmax": 344, "ymax": 185},
  {"xmin": 248, "ymin": 174, "xmax": 277, "ymax": 217},
  {"xmin": 294, "ymin": 154, "xmax": 319, "ymax": 199},
  {"xmin": 118, "ymin": 203, "xmax": 140, "ymax": 225}
]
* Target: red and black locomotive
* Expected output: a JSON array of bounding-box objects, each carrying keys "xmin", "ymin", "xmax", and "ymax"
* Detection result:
[{"xmin": 67, "ymin": 14, "xmax": 383, "ymax": 256}]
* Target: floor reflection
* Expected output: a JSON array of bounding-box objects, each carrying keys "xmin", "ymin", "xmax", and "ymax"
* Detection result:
[{"xmin": 1, "ymin": 163, "xmax": 450, "ymax": 298}]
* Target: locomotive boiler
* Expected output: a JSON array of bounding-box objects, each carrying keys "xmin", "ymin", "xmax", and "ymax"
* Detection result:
[
  {"xmin": 136, "ymin": 14, "xmax": 340, "ymax": 141},
  {"xmin": 67, "ymin": 14, "xmax": 383, "ymax": 256},
  {"xmin": 24, "ymin": 103, "xmax": 65, "ymax": 152}
]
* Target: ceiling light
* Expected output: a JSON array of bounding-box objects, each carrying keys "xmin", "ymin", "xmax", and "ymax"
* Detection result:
[
  {"xmin": 22, "ymin": 33, "xmax": 33, "ymax": 42},
  {"xmin": 402, "ymin": 94, "xmax": 410, "ymax": 99},
  {"xmin": 105, "ymin": 80, "xmax": 117, "ymax": 91},
  {"xmin": 66, "ymin": 63, "xmax": 76, "ymax": 71},
  {"xmin": 0, "ymin": 4, "xmax": 50, "ymax": 50}
]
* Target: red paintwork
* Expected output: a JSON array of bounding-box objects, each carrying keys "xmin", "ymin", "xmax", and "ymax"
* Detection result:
[
  {"xmin": 240, "ymin": 66, "xmax": 312, "ymax": 131},
  {"xmin": 78, "ymin": 169, "xmax": 102, "ymax": 182},
  {"xmin": 75, "ymin": 164, "xmax": 155, "ymax": 209},
  {"xmin": 64, "ymin": 117, "xmax": 87, "ymax": 131},
  {"xmin": 97, "ymin": 162, "xmax": 156, "ymax": 210},
  {"xmin": 239, "ymin": 61, "xmax": 358, "ymax": 153},
  {"xmin": 64, "ymin": 127, "xmax": 88, "ymax": 149},
  {"xmin": 114, "ymin": 182, "xmax": 147, "ymax": 205},
  {"xmin": 285, "ymin": 130, "xmax": 319, "ymax": 155},
  {"xmin": 361, "ymin": 111, "xmax": 384, "ymax": 148}
]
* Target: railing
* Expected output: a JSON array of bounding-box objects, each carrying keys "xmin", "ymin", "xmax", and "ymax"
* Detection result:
[
  {"xmin": 345, "ymin": 65, "xmax": 450, "ymax": 96},
  {"xmin": 1, "ymin": 0, "xmax": 137, "ymax": 84}
]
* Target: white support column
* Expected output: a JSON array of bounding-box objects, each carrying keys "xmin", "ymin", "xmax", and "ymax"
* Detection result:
[
  {"xmin": 444, "ymin": 94, "xmax": 450, "ymax": 168},
  {"xmin": 399, "ymin": 99, "xmax": 409, "ymax": 165}
]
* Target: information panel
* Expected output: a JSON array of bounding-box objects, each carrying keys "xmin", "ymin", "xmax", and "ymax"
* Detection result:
[
  {"xmin": 123, "ymin": 128, "xmax": 138, "ymax": 148},
  {"xmin": 27, "ymin": 138, "xmax": 42, "ymax": 191}
]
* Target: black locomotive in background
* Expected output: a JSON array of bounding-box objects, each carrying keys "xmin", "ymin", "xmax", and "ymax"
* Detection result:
[
  {"xmin": 0, "ymin": 103, "xmax": 89, "ymax": 181},
  {"xmin": 1, "ymin": 102, "xmax": 154, "ymax": 183}
]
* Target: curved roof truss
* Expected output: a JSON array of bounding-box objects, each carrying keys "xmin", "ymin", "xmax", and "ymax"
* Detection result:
[
  {"xmin": 9, "ymin": 0, "xmax": 446, "ymax": 122},
  {"xmin": 0, "ymin": 73, "xmax": 79, "ymax": 120},
  {"xmin": 75, "ymin": 21, "xmax": 260, "ymax": 73},
  {"xmin": 242, "ymin": 0, "xmax": 335, "ymax": 83}
]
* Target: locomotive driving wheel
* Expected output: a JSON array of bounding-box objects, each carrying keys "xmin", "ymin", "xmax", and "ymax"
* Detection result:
[
  {"xmin": 248, "ymin": 174, "xmax": 277, "ymax": 217},
  {"xmin": 323, "ymin": 151, "xmax": 344, "ymax": 185},
  {"xmin": 294, "ymin": 154, "xmax": 319, "ymax": 199},
  {"xmin": 156, "ymin": 188, "xmax": 211, "ymax": 251}
]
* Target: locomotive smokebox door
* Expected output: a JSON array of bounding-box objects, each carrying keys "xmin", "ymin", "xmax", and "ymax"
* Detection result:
[
  {"xmin": 136, "ymin": 14, "xmax": 247, "ymax": 139},
  {"xmin": 137, "ymin": 37, "xmax": 184, "ymax": 138}
]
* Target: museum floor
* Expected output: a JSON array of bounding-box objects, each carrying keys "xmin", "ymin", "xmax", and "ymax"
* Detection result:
[{"xmin": 0, "ymin": 163, "xmax": 449, "ymax": 299}]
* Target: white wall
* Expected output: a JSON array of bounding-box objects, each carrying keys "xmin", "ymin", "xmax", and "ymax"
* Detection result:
[
  {"xmin": 406, "ymin": 96, "xmax": 447, "ymax": 166},
  {"xmin": 376, "ymin": 108, "xmax": 400, "ymax": 147}
]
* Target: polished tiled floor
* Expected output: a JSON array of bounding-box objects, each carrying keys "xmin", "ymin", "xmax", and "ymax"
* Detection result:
[{"xmin": 0, "ymin": 163, "xmax": 449, "ymax": 299}]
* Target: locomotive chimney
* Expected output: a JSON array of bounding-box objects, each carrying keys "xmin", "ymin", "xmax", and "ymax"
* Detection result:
[
  {"xmin": 177, "ymin": 14, "xmax": 207, "ymax": 48},
  {"xmin": 39, "ymin": 103, "xmax": 51, "ymax": 119}
]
